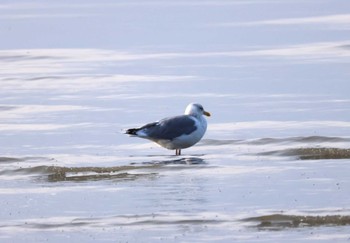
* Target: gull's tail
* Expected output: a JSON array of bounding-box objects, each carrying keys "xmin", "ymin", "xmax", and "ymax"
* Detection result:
[
  {"xmin": 125, "ymin": 122, "xmax": 157, "ymax": 137},
  {"xmin": 125, "ymin": 128, "xmax": 140, "ymax": 136}
]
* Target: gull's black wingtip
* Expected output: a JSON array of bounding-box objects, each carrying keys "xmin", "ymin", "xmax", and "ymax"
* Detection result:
[{"xmin": 125, "ymin": 128, "xmax": 138, "ymax": 135}]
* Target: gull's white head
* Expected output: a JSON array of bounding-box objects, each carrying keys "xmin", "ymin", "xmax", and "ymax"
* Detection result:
[{"xmin": 184, "ymin": 103, "xmax": 211, "ymax": 117}]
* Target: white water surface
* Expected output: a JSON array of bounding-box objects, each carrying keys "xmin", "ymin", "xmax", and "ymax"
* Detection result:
[{"xmin": 1, "ymin": 0, "xmax": 350, "ymax": 242}]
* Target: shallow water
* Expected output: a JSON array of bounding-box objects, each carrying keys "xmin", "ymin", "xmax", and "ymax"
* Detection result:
[{"xmin": 1, "ymin": 0, "xmax": 350, "ymax": 242}]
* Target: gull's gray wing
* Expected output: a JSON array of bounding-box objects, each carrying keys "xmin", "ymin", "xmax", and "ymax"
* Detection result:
[{"xmin": 141, "ymin": 115, "xmax": 197, "ymax": 140}]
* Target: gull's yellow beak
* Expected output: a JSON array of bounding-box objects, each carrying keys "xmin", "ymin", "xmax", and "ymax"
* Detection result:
[{"xmin": 204, "ymin": 111, "xmax": 211, "ymax": 117}]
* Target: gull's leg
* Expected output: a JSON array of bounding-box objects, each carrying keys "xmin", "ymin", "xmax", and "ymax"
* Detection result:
[{"xmin": 175, "ymin": 149, "xmax": 181, "ymax": 156}]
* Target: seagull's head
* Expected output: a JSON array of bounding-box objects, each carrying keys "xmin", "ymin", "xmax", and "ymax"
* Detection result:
[{"xmin": 185, "ymin": 103, "xmax": 211, "ymax": 117}]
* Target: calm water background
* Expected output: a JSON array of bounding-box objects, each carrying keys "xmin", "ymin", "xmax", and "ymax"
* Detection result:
[{"xmin": 1, "ymin": 0, "xmax": 350, "ymax": 242}]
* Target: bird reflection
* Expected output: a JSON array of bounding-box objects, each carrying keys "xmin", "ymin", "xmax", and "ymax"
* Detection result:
[{"xmin": 143, "ymin": 157, "xmax": 206, "ymax": 165}]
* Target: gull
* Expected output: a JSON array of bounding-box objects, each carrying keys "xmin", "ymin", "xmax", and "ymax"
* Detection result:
[{"xmin": 125, "ymin": 103, "xmax": 211, "ymax": 155}]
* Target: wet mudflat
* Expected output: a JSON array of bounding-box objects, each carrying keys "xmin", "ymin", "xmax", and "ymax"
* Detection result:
[{"xmin": 1, "ymin": 0, "xmax": 350, "ymax": 242}]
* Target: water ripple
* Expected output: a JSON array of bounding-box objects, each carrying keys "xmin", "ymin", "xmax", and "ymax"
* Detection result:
[
  {"xmin": 259, "ymin": 147, "xmax": 350, "ymax": 160},
  {"xmin": 202, "ymin": 136, "xmax": 350, "ymax": 145},
  {"xmin": 0, "ymin": 157, "xmax": 208, "ymax": 182},
  {"xmin": 1, "ymin": 212, "xmax": 350, "ymax": 233},
  {"xmin": 243, "ymin": 214, "xmax": 350, "ymax": 229}
]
